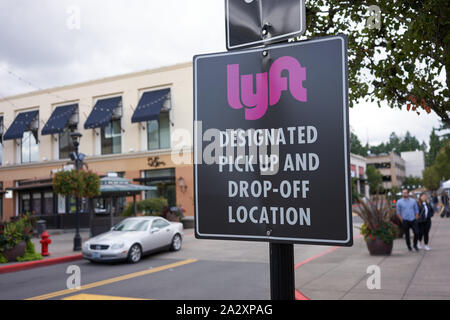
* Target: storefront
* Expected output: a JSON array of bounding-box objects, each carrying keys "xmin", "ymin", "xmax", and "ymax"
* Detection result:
[{"xmin": 0, "ymin": 62, "xmax": 194, "ymax": 225}]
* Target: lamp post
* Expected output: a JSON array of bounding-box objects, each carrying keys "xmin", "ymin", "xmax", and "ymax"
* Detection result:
[{"xmin": 70, "ymin": 131, "xmax": 83, "ymax": 251}]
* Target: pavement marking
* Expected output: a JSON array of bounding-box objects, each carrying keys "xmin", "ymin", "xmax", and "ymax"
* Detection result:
[
  {"xmin": 294, "ymin": 234, "xmax": 364, "ymax": 300},
  {"xmin": 26, "ymin": 258, "xmax": 198, "ymax": 301},
  {"xmin": 295, "ymin": 247, "xmax": 340, "ymax": 270},
  {"xmin": 62, "ymin": 294, "xmax": 150, "ymax": 300}
]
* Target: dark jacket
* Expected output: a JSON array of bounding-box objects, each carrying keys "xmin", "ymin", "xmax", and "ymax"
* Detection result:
[{"xmin": 418, "ymin": 202, "xmax": 434, "ymax": 222}]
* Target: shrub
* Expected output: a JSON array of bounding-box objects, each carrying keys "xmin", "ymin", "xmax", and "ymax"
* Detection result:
[
  {"xmin": 16, "ymin": 241, "xmax": 42, "ymax": 262},
  {"xmin": 0, "ymin": 214, "xmax": 35, "ymax": 252},
  {"xmin": 360, "ymin": 221, "xmax": 399, "ymax": 244},
  {"xmin": 122, "ymin": 197, "xmax": 168, "ymax": 217}
]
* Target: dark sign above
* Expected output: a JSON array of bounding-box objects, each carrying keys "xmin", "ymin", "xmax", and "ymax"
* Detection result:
[
  {"xmin": 225, "ymin": 0, "xmax": 306, "ymax": 50},
  {"xmin": 194, "ymin": 35, "xmax": 352, "ymax": 246}
]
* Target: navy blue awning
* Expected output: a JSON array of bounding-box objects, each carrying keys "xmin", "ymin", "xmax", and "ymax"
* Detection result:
[
  {"xmin": 84, "ymin": 97, "xmax": 122, "ymax": 129},
  {"xmin": 3, "ymin": 110, "xmax": 39, "ymax": 141},
  {"xmin": 41, "ymin": 104, "xmax": 78, "ymax": 135},
  {"xmin": 131, "ymin": 89, "xmax": 170, "ymax": 123}
]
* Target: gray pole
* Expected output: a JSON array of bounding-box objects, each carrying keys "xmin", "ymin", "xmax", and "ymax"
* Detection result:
[
  {"xmin": 269, "ymin": 243, "xmax": 295, "ymax": 300},
  {"xmin": 71, "ymin": 132, "xmax": 83, "ymax": 251}
]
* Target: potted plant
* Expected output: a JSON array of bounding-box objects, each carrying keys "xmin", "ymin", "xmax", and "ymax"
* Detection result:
[
  {"xmin": 167, "ymin": 206, "xmax": 186, "ymax": 222},
  {"xmin": 355, "ymin": 195, "xmax": 399, "ymax": 256},
  {"xmin": 0, "ymin": 215, "xmax": 36, "ymax": 262}
]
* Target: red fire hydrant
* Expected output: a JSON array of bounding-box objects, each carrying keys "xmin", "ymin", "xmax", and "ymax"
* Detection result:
[{"xmin": 40, "ymin": 231, "xmax": 52, "ymax": 256}]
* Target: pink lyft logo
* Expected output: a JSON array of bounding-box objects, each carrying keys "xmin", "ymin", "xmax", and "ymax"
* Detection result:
[{"xmin": 227, "ymin": 56, "xmax": 307, "ymax": 120}]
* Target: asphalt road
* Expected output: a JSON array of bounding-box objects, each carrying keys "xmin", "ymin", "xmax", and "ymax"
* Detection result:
[{"xmin": 0, "ymin": 223, "xmax": 360, "ymax": 300}]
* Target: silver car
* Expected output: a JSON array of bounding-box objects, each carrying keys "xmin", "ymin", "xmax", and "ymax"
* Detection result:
[{"xmin": 82, "ymin": 217, "xmax": 184, "ymax": 263}]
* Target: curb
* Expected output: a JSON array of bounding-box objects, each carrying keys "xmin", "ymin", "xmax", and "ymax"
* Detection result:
[{"xmin": 0, "ymin": 254, "xmax": 83, "ymax": 275}]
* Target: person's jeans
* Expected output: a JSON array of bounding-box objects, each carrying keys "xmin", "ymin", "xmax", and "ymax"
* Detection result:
[
  {"xmin": 403, "ymin": 220, "xmax": 419, "ymax": 249},
  {"xmin": 418, "ymin": 220, "xmax": 432, "ymax": 245}
]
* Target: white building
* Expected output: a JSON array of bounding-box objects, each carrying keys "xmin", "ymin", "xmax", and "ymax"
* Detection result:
[
  {"xmin": 350, "ymin": 153, "xmax": 370, "ymax": 199},
  {"xmin": 400, "ymin": 150, "xmax": 425, "ymax": 178}
]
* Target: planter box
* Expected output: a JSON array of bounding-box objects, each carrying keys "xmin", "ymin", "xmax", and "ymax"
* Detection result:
[
  {"xmin": 2, "ymin": 241, "xmax": 26, "ymax": 262},
  {"xmin": 366, "ymin": 239, "xmax": 393, "ymax": 256}
]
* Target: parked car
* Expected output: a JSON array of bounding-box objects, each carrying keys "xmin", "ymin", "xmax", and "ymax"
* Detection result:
[{"xmin": 82, "ymin": 216, "xmax": 183, "ymax": 263}]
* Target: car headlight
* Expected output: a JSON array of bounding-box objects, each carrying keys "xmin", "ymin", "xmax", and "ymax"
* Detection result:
[
  {"xmin": 83, "ymin": 242, "xmax": 90, "ymax": 250},
  {"xmin": 111, "ymin": 243, "xmax": 124, "ymax": 250}
]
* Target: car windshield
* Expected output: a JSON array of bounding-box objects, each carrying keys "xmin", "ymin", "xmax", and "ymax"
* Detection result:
[{"xmin": 112, "ymin": 219, "xmax": 149, "ymax": 232}]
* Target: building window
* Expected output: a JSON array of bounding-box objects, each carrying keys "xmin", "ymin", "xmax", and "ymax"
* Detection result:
[
  {"xmin": 19, "ymin": 193, "xmax": 31, "ymax": 214},
  {"xmin": 147, "ymin": 112, "xmax": 170, "ymax": 151},
  {"xmin": 43, "ymin": 192, "xmax": 54, "ymax": 215},
  {"xmin": 374, "ymin": 162, "xmax": 391, "ymax": 169},
  {"xmin": 21, "ymin": 131, "xmax": 39, "ymax": 163},
  {"xmin": 101, "ymin": 119, "xmax": 122, "ymax": 155},
  {"xmin": 143, "ymin": 168, "xmax": 176, "ymax": 207},
  {"xmin": 32, "ymin": 193, "xmax": 42, "ymax": 215},
  {"xmin": 0, "ymin": 116, "xmax": 3, "ymax": 166},
  {"xmin": 59, "ymin": 128, "xmax": 75, "ymax": 159}
]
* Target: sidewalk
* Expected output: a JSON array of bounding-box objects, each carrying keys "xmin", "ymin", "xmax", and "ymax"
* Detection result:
[
  {"xmin": 30, "ymin": 230, "xmax": 90, "ymax": 259},
  {"xmin": 0, "ymin": 230, "xmax": 90, "ymax": 269},
  {"xmin": 295, "ymin": 216, "xmax": 450, "ymax": 300}
]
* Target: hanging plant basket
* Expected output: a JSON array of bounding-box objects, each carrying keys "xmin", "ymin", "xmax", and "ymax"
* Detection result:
[{"xmin": 53, "ymin": 170, "xmax": 101, "ymax": 198}]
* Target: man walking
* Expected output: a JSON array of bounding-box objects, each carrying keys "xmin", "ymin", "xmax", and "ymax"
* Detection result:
[{"xmin": 396, "ymin": 189, "xmax": 420, "ymax": 251}]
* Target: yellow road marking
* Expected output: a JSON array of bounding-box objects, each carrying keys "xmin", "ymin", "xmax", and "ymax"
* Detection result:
[
  {"xmin": 62, "ymin": 294, "xmax": 149, "ymax": 300},
  {"xmin": 26, "ymin": 259, "xmax": 197, "ymax": 300}
]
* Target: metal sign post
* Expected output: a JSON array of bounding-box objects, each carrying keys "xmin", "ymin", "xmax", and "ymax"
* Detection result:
[{"xmin": 270, "ymin": 243, "xmax": 295, "ymax": 300}]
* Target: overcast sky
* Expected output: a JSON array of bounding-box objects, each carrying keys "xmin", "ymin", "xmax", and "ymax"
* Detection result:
[{"xmin": 0, "ymin": 0, "xmax": 443, "ymax": 147}]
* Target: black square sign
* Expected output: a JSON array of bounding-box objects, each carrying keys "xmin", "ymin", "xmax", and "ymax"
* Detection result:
[
  {"xmin": 194, "ymin": 35, "xmax": 353, "ymax": 246},
  {"xmin": 225, "ymin": 0, "xmax": 306, "ymax": 50}
]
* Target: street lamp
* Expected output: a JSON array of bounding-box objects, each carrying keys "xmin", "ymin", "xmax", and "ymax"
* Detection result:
[{"xmin": 70, "ymin": 131, "xmax": 83, "ymax": 251}]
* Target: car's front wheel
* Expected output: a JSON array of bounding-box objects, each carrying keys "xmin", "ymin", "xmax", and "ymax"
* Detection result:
[
  {"xmin": 170, "ymin": 234, "xmax": 182, "ymax": 251},
  {"xmin": 127, "ymin": 244, "xmax": 142, "ymax": 263}
]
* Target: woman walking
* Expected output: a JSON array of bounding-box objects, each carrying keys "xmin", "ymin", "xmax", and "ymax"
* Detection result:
[{"xmin": 417, "ymin": 193, "xmax": 434, "ymax": 251}]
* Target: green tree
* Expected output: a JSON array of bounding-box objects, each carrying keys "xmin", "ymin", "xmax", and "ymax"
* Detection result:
[
  {"xmin": 433, "ymin": 140, "xmax": 450, "ymax": 181},
  {"xmin": 423, "ymin": 140, "xmax": 450, "ymax": 190},
  {"xmin": 366, "ymin": 165, "xmax": 383, "ymax": 194},
  {"xmin": 402, "ymin": 176, "xmax": 423, "ymax": 190},
  {"xmin": 368, "ymin": 131, "xmax": 425, "ymax": 155},
  {"xmin": 437, "ymin": 122, "xmax": 450, "ymax": 140},
  {"xmin": 398, "ymin": 131, "xmax": 422, "ymax": 152},
  {"xmin": 304, "ymin": 0, "xmax": 450, "ymax": 123},
  {"xmin": 422, "ymin": 166, "xmax": 441, "ymax": 191},
  {"xmin": 426, "ymin": 128, "xmax": 443, "ymax": 167},
  {"xmin": 369, "ymin": 142, "xmax": 389, "ymax": 155},
  {"xmin": 387, "ymin": 132, "xmax": 401, "ymax": 152},
  {"xmin": 350, "ymin": 130, "xmax": 368, "ymax": 156}
]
